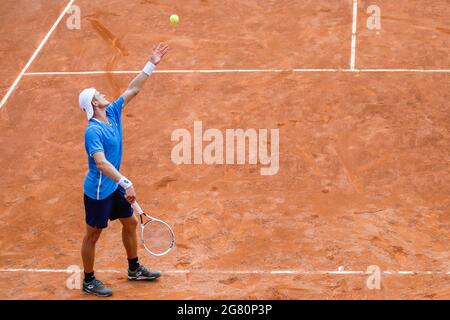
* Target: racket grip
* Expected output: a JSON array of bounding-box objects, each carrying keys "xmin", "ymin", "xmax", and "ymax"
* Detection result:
[{"xmin": 132, "ymin": 201, "xmax": 144, "ymax": 214}]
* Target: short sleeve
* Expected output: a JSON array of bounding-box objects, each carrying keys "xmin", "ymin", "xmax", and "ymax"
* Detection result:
[
  {"xmin": 107, "ymin": 96, "xmax": 125, "ymax": 123},
  {"xmin": 85, "ymin": 126, "xmax": 104, "ymax": 157}
]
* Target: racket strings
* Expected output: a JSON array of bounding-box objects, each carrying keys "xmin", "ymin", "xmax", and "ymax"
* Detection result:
[{"xmin": 142, "ymin": 220, "xmax": 174, "ymax": 255}]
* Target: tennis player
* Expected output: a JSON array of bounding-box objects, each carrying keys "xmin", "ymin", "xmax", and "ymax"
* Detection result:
[{"xmin": 78, "ymin": 43, "xmax": 169, "ymax": 297}]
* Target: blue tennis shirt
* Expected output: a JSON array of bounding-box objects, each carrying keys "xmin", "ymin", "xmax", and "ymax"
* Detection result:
[{"xmin": 84, "ymin": 97, "xmax": 125, "ymax": 200}]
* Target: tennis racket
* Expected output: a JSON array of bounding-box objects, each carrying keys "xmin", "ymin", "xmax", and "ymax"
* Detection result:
[{"xmin": 132, "ymin": 201, "xmax": 175, "ymax": 256}]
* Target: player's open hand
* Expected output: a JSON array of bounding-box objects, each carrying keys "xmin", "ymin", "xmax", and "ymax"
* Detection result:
[{"xmin": 149, "ymin": 43, "xmax": 169, "ymax": 65}]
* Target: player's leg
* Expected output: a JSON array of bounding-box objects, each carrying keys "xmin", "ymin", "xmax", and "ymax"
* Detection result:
[
  {"xmin": 109, "ymin": 187, "xmax": 138, "ymax": 258},
  {"xmin": 110, "ymin": 187, "xmax": 161, "ymax": 281},
  {"xmin": 81, "ymin": 194, "xmax": 113, "ymax": 297},
  {"xmin": 81, "ymin": 224, "xmax": 102, "ymax": 274},
  {"xmin": 120, "ymin": 215, "xmax": 139, "ymax": 259}
]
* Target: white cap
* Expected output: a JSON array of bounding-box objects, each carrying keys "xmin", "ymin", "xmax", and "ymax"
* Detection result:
[{"xmin": 79, "ymin": 88, "xmax": 96, "ymax": 120}]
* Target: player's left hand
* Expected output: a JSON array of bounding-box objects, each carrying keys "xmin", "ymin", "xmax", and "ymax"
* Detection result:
[{"xmin": 149, "ymin": 43, "xmax": 169, "ymax": 65}]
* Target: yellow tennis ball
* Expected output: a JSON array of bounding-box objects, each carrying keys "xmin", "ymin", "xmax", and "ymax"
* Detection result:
[{"xmin": 170, "ymin": 14, "xmax": 179, "ymax": 25}]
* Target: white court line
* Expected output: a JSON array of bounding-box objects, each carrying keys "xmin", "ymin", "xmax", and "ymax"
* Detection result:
[
  {"xmin": 0, "ymin": 268, "xmax": 448, "ymax": 275},
  {"xmin": 356, "ymin": 68, "xmax": 450, "ymax": 73},
  {"xmin": 0, "ymin": 0, "xmax": 75, "ymax": 110},
  {"xmin": 23, "ymin": 68, "xmax": 450, "ymax": 76},
  {"xmin": 350, "ymin": 0, "xmax": 358, "ymax": 70},
  {"xmin": 23, "ymin": 69, "xmax": 336, "ymax": 75}
]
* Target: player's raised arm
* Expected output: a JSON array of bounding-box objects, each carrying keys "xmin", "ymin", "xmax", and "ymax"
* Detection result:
[{"xmin": 121, "ymin": 43, "xmax": 170, "ymax": 105}]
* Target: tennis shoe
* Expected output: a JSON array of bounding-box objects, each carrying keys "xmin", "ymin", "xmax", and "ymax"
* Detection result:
[
  {"xmin": 128, "ymin": 265, "xmax": 161, "ymax": 281},
  {"xmin": 82, "ymin": 279, "xmax": 113, "ymax": 297}
]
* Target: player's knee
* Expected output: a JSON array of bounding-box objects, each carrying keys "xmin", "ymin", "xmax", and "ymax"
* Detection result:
[
  {"xmin": 86, "ymin": 228, "xmax": 102, "ymax": 244},
  {"xmin": 122, "ymin": 216, "xmax": 138, "ymax": 230}
]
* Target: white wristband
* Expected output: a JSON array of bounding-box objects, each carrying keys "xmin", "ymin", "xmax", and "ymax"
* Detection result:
[
  {"xmin": 118, "ymin": 176, "xmax": 133, "ymax": 189},
  {"xmin": 142, "ymin": 62, "xmax": 156, "ymax": 76}
]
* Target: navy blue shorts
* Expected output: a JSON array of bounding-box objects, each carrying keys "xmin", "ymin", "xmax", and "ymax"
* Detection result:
[{"xmin": 84, "ymin": 187, "xmax": 133, "ymax": 229}]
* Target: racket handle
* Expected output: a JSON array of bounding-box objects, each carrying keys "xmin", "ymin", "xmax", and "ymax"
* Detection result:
[{"xmin": 132, "ymin": 201, "xmax": 144, "ymax": 214}]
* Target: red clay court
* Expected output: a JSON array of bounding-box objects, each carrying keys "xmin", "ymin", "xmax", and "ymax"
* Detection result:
[{"xmin": 0, "ymin": 0, "xmax": 449, "ymax": 299}]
